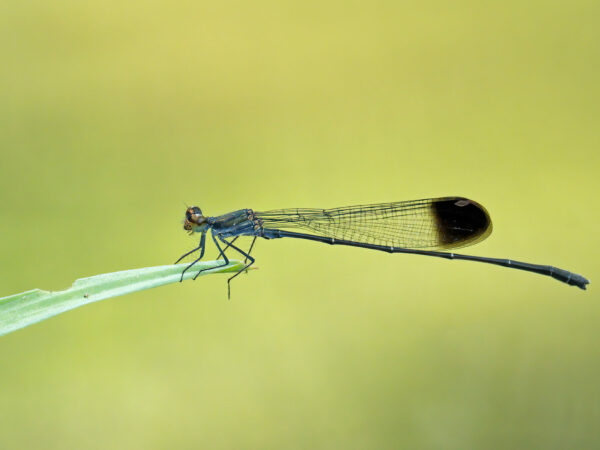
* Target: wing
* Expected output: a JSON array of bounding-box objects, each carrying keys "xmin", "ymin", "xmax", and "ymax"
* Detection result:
[{"xmin": 254, "ymin": 197, "xmax": 492, "ymax": 250}]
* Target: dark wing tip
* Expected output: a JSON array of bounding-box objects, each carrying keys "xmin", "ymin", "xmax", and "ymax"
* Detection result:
[{"xmin": 432, "ymin": 197, "xmax": 493, "ymax": 249}]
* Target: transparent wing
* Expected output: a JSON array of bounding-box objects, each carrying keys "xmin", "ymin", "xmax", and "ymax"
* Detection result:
[{"xmin": 255, "ymin": 197, "xmax": 492, "ymax": 250}]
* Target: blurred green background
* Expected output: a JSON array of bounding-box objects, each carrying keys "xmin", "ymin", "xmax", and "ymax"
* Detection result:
[{"xmin": 1, "ymin": 1, "xmax": 598, "ymax": 448}]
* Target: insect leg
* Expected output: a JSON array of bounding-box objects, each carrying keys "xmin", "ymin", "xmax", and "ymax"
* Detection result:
[
  {"xmin": 217, "ymin": 235, "xmax": 256, "ymax": 299},
  {"xmin": 192, "ymin": 230, "xmax": 230, "ymax": 280},
  {"xmin": 179, "ymin": 230, "xmax": 207, "ymax": 281}
]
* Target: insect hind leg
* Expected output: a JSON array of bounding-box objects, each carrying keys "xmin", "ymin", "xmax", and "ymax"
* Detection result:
[{"xmin": 217, "ymin": 235, "xmax": 256, "ymax": 299}]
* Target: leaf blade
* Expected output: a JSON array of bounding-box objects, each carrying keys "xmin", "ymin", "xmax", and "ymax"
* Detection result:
[{"xmin": 0, "ymin": 261, "xmax": 248, "ymax": 337}]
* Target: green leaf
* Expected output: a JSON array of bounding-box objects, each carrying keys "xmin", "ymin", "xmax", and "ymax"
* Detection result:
[{"xmin": 0, "ymin": 261, "xmax": 249, "ymax": 337}]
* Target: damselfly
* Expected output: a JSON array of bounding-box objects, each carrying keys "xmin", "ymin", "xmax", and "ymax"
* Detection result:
[{"xmin": 175, "ymin": 197, "xmax": 589, "ymax": 297}]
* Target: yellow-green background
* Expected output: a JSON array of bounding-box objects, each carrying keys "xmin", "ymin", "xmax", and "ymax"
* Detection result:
[{"xmin": 1, "ymin": 1, "xmax": 598, "ymax": 448}]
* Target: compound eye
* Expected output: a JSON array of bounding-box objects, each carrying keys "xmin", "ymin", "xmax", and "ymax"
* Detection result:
[{"xmin": 186, "ymin": 206, "xmax": 202, "ymax": 221}]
